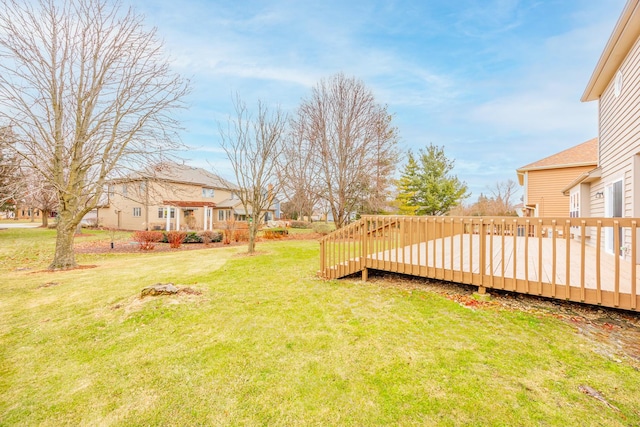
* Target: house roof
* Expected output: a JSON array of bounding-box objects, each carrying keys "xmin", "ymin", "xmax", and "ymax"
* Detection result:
[
  {"xmin": 561, "ymin": 167, "xmax": 602, "ymax": 195},
  {"xmin": 116, "ymin": 162, "xmax": 239, "ymax": 190},
  {"xmin": 216, "ymin": 198, "xmax": 242, "ymax": 208},
  {"xmin": 516, "ymin": 138, "xmax": 598, "ymax": 178},
  {"xmin": 215, "ymin": 197, "xmax": 277, "ymax": 213},
  {"xmin": 582, "ymin": 0, "xmax": 640, "ymax": 101}
]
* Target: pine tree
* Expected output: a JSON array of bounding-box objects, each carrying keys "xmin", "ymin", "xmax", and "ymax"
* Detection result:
[
  {"xmin": 395, "ymin": 144, "xmax": 469, "ymax": 216},
  {"xmin": 395, "ymin": 151, "xmax": 419, "ymax": 215}
]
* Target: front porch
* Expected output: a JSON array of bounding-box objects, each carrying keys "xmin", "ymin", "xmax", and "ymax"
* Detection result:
[{"xmin": 158, "ymin": 200, "xmax": 217, "ymax": 231}]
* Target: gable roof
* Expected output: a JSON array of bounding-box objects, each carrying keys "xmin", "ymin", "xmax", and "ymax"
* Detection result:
[
  {"xmin": 115, "ymin": 162, "xmax": 239, "ymax": 191},
  {"xmin": 582, "ymin": 0, "xmax": 640, "ymax": 101},
  {"xmin": 517, "ymin": 138, "xmax": 598, "ymax": 173}
]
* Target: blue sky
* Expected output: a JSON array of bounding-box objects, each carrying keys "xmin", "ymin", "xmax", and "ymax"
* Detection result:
[{"xmin": 135, "ymin": 0, "xmax": 626, "ymax": 201}]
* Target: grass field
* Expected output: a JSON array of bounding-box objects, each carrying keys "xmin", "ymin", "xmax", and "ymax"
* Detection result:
[{"xmin": 1, "ymin": 228, "xmax": 639, "ymax": 426}]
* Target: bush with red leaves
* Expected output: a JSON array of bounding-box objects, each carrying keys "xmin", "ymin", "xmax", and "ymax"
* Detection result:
[
  {"xmin": 132, "ymin": 231, "xmax": 163, "ymax": 250},
  {"xmin": 166, "ymin": 231, "xmax": 187, "ymax": 248}
]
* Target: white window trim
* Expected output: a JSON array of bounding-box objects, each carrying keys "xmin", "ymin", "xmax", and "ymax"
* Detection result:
[{"xmin": 604, "ymin": 177, "xmax": 624, "ymax": 255}]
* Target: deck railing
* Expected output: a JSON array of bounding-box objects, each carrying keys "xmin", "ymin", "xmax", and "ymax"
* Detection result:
[{"xmin": 319, "ymin": 215, "xmax": 640, "ymax": 311}]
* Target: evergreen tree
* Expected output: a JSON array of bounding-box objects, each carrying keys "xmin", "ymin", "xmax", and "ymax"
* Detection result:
[
  {"xmin": 396, "ymin": 144, "xmax": 469, "ymax": 216},
  {"xmin": 395, "ymin": 151, "xmax": 419, "ymax": 215}
]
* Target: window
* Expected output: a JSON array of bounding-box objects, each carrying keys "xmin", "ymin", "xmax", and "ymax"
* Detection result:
[
  {"xmin": 133, "ymin": 207, "xmax": 142, "ymax": 217},
  {"xmin": 139, "ymin": 181, "xmax": 146, "ymax": 193},
  {"xmin": 614, "ymin": 70, "xmax": 623, "ymax": 98},
  {"xmin": 218, "ymin": 210, "xmax": 225, "ymax": 221},
  {"xmin": 202, "ymin": 188, "xmax": 214, "ymax": 198},
  {"xmin": 122, "ymin": 184, "xmax": 128, "ymax": 197},
  {"xmin": 569, "ymin": 190, "xmax": 579, "ymax": 218},
  {"xmin": 158, "ymin": 207, "xmax": 175, "ymax": 219}
]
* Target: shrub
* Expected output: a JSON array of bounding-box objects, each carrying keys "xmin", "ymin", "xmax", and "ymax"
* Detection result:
[
  {"xmin": 183, "ymin": 231, "xmax": 202, "ymax": 243},
  {"xmin": 312, "ymin": 222, "xmax": 332, "ymax": 235},
  {"xmin": 233, "ymin": 229, "xmax": 249, "ymax": 242},
  {"xmin": 290, "ymin": 220, "xmax": 311, "ymax": 229},
  {"xmin": 132, "ymin": 231, "xmax": 163, "ymax": 250},
  {"xmin": 197, "ymin": 230, "xmax": 223, "ymax": 244},
  {"xmin": 166, "ymin": 231, "xmax": 187, "ymax": 248},
  {"xmin": 263, "ymin": 228, "xmax": 289, "ymax": 239}
]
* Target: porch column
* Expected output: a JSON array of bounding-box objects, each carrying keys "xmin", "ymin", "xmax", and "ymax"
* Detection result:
[
  {"xmin": 165, "ymin": 207, "xmax": 170, "ymax": 231},
  {"xmin": 176, "ymin": 208, "xmax": 181, "ymax": 231},
  {"xmin": 203, "ymin": 207, "xmax": 208, "ymax": 230},
  {"xmin": 209, "ymin": 207, "xmax": 213, "ymax": 230}
]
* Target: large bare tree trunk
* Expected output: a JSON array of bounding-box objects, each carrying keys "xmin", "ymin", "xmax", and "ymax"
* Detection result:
[
  {"xmin": 248, "ymin": 221, "xmax": 258, "ymax": 253},
  {"xmin": 41, "ymin": 209, "xmax": 49, "ymax": 228},
  {"xmin": 50, "ymin": 211, "xmax": 77, "ymax": 269}
]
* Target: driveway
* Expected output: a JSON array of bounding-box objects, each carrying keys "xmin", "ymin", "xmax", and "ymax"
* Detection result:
[{"xmin": 0, "ymin": 222, "xmax": 41, "ymax": 228}]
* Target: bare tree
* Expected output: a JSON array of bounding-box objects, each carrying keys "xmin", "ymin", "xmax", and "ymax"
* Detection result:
[
  {"xmin": 278, "ymin": 121, "xmax": 322, "ymax": 221},
  {"xmin": 291, "ymin": 73, "xmax": 399, "ymax": 229},
  {"xmin": 0, "ymin": 126, "xmax": 21, "ymax": 212},
  {"xmin": 0, "ymin": 0, "xmax": 189, "ymax": 269},
  {"xmin": 21, "ymin": 171, "xmax": 58, "ymax": 227},
  {"xmin": 489, "ymin": 179, "xmax": 518, "ymax": 215},
  {"xmin": 219, "ymin": 96, "xmax": 286, "ymax": 254}
]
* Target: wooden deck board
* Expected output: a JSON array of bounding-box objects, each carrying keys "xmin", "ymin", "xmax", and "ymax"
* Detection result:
[{"xmin": 367, "ymin": 235, "xmax": 637, "ymax": 293}]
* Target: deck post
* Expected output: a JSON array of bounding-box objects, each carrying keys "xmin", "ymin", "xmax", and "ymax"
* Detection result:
[
  {"xmin": 362, "ymin": 267, "xmax": 368, "ymax": 282},
  {"xmin": 473, "ymin": 285, "xmax": 491, "ymax": 301}
]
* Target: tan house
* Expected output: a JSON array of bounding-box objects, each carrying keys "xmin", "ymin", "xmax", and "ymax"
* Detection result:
[
  {"xmin": 563, "ymin": 0, "xmax": 640, "ymax": 258},
  {"xmin": 98, "ymin": 162, "xmax": 277, "ymax": 231},
  {"xmin": 516, "ymin": 138, "xmax": 598, "ymax": 217}
]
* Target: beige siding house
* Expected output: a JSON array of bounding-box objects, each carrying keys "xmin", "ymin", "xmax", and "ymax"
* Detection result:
[
  {"xmin": 516, "ymin": 138, "xmax": 598, "ymax": 217},
  {"xmin": 564, "ymin": 0, "xmax": 640, "ymax": 258},
  {"xmin": 98, "ymin": 163, "xmax": 276, "ymax": 231}
]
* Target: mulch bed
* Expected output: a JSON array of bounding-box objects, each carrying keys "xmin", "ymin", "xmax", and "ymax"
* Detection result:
[
  {"xmin": 73, "ymin": 240, "xmax": 240, "ymax": 254},
  {"xmin": 73, "ymin": 231, "xmax": 324, "ymax": 254}
]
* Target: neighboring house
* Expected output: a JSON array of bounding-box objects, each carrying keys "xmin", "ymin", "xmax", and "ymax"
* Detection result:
[
  {"xmin": 98, "ymin": 162, "xmax": 276, "ymax": 231},
  {"xmin": 516, "ymin": 138, "xmax": 598, "ymax": 217},
  {"xmin": 563, "ymin": 0, "xmax": 640, "ymax": 258}
]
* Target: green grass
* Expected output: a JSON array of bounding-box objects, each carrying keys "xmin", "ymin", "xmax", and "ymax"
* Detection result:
[{"xmin": 1, "ymin": 228, "xmax": 639, "ymax": 425}]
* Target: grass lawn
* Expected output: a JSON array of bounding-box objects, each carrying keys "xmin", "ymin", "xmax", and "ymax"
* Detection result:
[{"xmin": 1, "ymin": 228, "xmax": 639, "ymax": 426}]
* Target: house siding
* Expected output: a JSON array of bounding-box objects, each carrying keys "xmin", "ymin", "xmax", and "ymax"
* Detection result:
[
  {"xmin": 99, "ymin": 180, "xmax": 234, "ymax": 231},
  {"xmin": 589, "ymin": 24, "xmax": 640, "ymax": 255},
  {"xmin": 598, "ymin": 31, "xmax": 640, "ymax": 219},
  {"xmin": 525, "ymin": 165, "xmax": 596, "ymax": 217}
]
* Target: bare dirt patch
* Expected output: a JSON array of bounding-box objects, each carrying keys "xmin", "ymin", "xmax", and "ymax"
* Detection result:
[{"xmin": 366, "ymin": 272, "xmax": 640, "ymax": 370}]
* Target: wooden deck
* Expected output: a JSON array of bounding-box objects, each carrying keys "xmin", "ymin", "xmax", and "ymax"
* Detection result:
[{"xmin": 320, "ymin": 216, "xmax": 640, "ymax": 311}]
